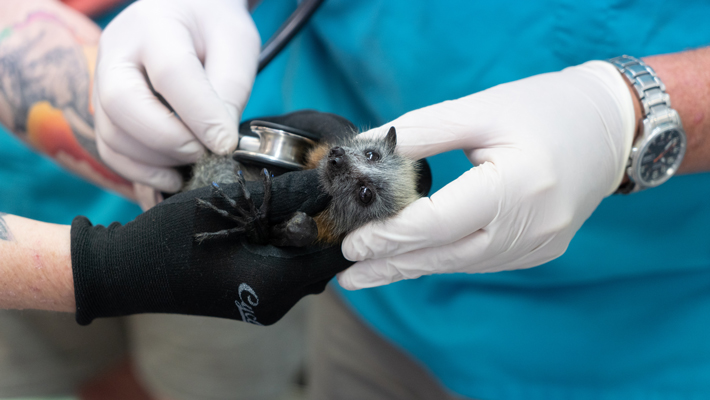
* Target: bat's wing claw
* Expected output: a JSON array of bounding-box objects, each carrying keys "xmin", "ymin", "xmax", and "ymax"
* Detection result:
[{"xmin": 193, "ymin": 171, "xmax": 273, "ymax": 245}]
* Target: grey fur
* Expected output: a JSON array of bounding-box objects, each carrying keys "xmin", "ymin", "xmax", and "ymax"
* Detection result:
[
  {"xmin": 316, "ymin": 127, "xmax": 420, "ymax": 240},
  {"xmin": 184, "ymin": 154, "xmax": 259, "ymax": 191}
]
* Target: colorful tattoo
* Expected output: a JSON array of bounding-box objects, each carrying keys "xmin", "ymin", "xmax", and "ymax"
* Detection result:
[
  {"xmin": 0, "ymin": 213, "xmax": 13, "ymax": 242},
  {"xmin": 0, "ymin": 11, "xmax": 135, "ymax": 198}
]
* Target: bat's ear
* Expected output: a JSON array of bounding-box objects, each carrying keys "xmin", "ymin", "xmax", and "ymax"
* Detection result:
[{"xmin": 385, "ymin": 126, "xmax": 397, "ymax": 154}]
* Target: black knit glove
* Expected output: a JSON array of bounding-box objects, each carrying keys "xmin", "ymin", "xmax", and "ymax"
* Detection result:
[{"xmin": 71, "ymin": 169, "xmax": 352, "ymax": 326}]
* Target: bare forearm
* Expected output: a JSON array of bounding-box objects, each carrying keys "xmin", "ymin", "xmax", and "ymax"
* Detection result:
[
  {"xmin": 0, "ymin": 213, "xmax": 74, "ymax": 312},
  {"xmin": 0, "ymin": 0, "xmax": 136, "ymax": 199},
  {"xmin": 643, "ymin": 48, "xmax": 710, "ymax": 174}
]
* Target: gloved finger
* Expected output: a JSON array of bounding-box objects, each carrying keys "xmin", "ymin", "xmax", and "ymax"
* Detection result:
[
  {"xmin": 94, "ymin": 99, "xmax": 187, "ymax": 167},
  {"xmin": 336, "ymin": 254, "xmax": 408, "ymax": 290},
  {"xmin": 338, "ymin": 222, "xmax": 561, "ymax": 290},
  {"xmin": 133, "ymin": 182, "xmax": 163, "ymax": 211},
  {"xmin": 201, "ymin": 5, "xmax": 260, "ymax": 125},
  {"xmin": 342, "ymin": 162, "xmax": 502, "ymax": 262},
  {"xmin": 359, "ymin": 94, "xmax": 507, "ymax": 160},
  {"xmin": 143, "ymin": 24, "xmax": 239, "ymax": 156},
  {"xmin": 95, "ymin": 63, "xmax": 207, "ymax": 163},
  {"xmin": 97, "ymin": 135, "xmax": 183, "ymax": 193},
  {"xmin": 337, "ymin": 229, "xmax": 492, "ymax": 290}
]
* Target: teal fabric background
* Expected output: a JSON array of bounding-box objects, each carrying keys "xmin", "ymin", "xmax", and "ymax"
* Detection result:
[{"xmin": 248, "ymin": 1, "xmax": 710, "ymax": 399}]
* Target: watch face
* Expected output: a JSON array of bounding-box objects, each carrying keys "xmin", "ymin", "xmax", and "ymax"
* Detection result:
[{"xmin": 636, "ymin": 128, "xmax": 686, "ymax": 187}]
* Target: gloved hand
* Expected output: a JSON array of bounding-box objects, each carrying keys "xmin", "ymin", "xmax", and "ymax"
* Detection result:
[
  {"xmin": 338, "ymin": 61, "xmax": 636, "ymax": 290},
  {"xmin": 71, "ymin": 170, "xmax": 352, "ymax": 326},
  {"xmin": 93, "ymin": 0, "xmax": 260, "ymax": 193}
]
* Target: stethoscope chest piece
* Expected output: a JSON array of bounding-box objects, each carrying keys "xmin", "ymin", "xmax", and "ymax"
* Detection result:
[{"xmin": 232, "ymin": 121, "xmax": 318, "ymax": 171}]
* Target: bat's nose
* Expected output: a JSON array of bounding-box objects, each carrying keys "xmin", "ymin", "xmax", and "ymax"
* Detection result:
[
  {"xmin": 328, "ymin": 147, "xmax": 345, "ymax": 169},
  {"xmin": 329, "ymin": 157, "xmax": 344, "ymax": 168},
  {"xmin": 329, "ymin": 147, "xmax": 345, "ymax": 157}
]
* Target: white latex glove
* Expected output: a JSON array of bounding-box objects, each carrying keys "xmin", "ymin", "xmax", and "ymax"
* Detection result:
[
  {"xmin": 93, "ymin": 0, "xmax": 260, "ymax": 192},
  {"xmin": 338, "ymin": 61, "xmax": 636, "ymax": 290}
]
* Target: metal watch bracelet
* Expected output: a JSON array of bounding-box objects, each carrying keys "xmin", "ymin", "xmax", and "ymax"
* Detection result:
[{"xmin": 608, "ymin": 55, "xmax": 683, "ymax": 194}]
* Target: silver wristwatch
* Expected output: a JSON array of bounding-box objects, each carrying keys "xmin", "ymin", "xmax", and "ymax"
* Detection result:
[{"xmin": 608, "ymin": 55, "xmax": 687, "ymax": 194}]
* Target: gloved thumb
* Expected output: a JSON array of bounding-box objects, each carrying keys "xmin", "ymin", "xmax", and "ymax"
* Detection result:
[
  {"xmin": 338, "ymin": 162, "xmax": 503, "ymax": 289},
  {"xmin": 357, "ymin": 92, "xmax": 514, "ymax": 161}
]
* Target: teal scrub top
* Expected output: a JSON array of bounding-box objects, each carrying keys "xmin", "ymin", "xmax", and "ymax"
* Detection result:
[
  {"xmin": 0, "ymin": 130, "xmax": 140, "ymax": 225},
  {"xmin": 0, "ymin": 4, "xmax": 141, "ymax": 226},
  {"xmin": 247, "ymin": 1, "xmax": 710, "ymax": 399}
]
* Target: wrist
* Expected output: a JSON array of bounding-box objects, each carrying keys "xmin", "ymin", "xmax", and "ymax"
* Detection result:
[
  {"xmin": 608, "ymin": 55, "xmax": 688, "ymax": 193},
  {"xmin": 0, "ymin": 214, "xmax": 75, "ymax": 312},
  {"xmin": 71, "ymin": 215, "xmax": 176, "ymax": 325}
]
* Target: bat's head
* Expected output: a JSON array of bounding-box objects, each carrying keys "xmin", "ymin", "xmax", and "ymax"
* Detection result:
[{"xmin": 317, "ymin": 127, "xmax": 420, "ymax": 237}]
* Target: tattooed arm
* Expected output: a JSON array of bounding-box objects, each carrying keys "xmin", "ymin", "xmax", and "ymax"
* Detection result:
[
  {"xmin": 0, "ymin": 212, "xmax": 74, "ymax": 311},
  {"xmin": 0, "ymin": 0, "xmax": 136, "ymax": 199}
]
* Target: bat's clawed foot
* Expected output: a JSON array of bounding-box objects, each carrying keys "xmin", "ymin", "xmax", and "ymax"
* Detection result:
[{"xmin": 193, "ymin": 169, "xmax": 273, "ymax": 244}]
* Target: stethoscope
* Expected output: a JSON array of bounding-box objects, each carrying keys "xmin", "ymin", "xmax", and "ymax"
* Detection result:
[{"xmin": 232, "ymin": 0, "xmax": 325, "ymax": 171}]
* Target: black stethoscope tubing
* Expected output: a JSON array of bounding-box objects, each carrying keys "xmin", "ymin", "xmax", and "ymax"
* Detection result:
[{"xmin": 257, "ymin": 0, "xmax": 325, "ymax": 73}]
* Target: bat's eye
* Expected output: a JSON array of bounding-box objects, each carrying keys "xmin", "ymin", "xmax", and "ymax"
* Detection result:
[
  {"xmin": 359, "ymin": 186, "xmax": 374, "ymax": 205},
  {"xmin": 365, "ymin": 150, "xmax": 380, "ymax": 161}
]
